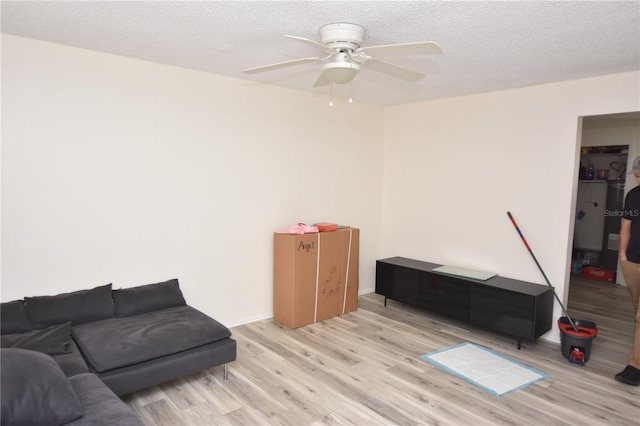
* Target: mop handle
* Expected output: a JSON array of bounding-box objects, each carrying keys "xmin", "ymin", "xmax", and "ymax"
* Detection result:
[{"xmin": 507, "ymin": 211, "xmax": 579, "ymax": 333}]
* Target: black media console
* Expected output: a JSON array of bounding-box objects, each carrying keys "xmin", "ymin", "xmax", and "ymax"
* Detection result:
[{"xmin": 375, "ymin": 257, "xmax": 554, "ymax": 348}]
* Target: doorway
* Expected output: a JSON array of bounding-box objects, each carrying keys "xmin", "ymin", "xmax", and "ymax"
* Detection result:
[
  {"xmin": 571, "ymin": 112, "xmax": 640, "ymax": 294},
  {"xmin": 573, "ymin": 144, "xmax": 628, "ymax": 281}
]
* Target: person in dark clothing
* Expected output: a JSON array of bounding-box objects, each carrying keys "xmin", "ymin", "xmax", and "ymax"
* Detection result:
[{"xmin": 616, "ymin": 155, "xmax": 640, "ymax": 386}]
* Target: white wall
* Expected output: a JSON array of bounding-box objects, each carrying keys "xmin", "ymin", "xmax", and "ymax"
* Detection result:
[
  {"xmin": 582, "ymin": 116, "xmax": 640, "ymax": 149},
  {"xmin": 1, "ymin": 35, "xmax": 385, "ymax": 326},
  {"xmin": 383, "ymin": 71, "xmax": 640, "ymax": 342}
]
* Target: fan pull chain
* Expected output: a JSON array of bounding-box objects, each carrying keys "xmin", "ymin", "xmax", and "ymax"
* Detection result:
[
  {"xmin": 329, "ymin": 82, "xmax": 333, "ymax": 107},
  {"xmin": 328, "ymin": 82, "xmax": 354, "ymax": 106}
]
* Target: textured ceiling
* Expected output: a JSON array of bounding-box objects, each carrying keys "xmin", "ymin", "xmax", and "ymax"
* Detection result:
[{"xmin": 2, "ymin": 1, "xmax": 639, "ymax": 106}]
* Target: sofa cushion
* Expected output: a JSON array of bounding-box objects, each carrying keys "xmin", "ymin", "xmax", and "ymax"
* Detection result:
[
  {"xmin": 67, "ymin": 373, "xmax": 143, "ymax": 426},
  {"xmin": 1, "ymin": 322, "xmax": 72, "ymax": 355},
  {"xmin": 1, "ymin": 348, "xmax": 83, "ymax": 426},
  {"xmin": 25, "ymin": 284, "xmax": 114, "ymax": 329},
  {"xmin": 72, "ymin": 305, "xmax": 231, "ymax": 372},
  {"xmin": 1, "ymin": 300, "xmax": 33, "ymax": 335},
  {"xmin": 112, "ymin": 278, "xmax": 186, "ymax": 317},
  {"xmin": 52, "ymin": 340, "xmax": 91, "ymax": 377}
]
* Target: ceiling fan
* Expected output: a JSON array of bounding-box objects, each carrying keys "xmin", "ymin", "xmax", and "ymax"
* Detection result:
[{"xmin": 243, "ymin": 22, "xmax": 442, "ymax": 87}]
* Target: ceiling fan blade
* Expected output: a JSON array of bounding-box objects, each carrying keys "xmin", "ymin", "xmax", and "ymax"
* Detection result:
[
  {"xmin": 359, "ymin": 41, "xmax": 442, "ymax": 57},
  {"xmin": 284, "ymin": 35, "xmax": 336, "ymax": 55},
  {"xmin": 364, "ymin": 59, "xmax": 426, "ymax": 82},
  {"xmin": 312, "ymin": 72, "xmax": 330, "ymax": 87},
  {"xmin": 243, "ymin": 57, "xmax": 321, "ymax": 74}
]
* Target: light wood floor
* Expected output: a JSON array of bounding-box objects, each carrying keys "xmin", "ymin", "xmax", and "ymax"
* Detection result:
[{"xmin": 123, "ymin": 276, "xmax": 639, "ymax": 425}]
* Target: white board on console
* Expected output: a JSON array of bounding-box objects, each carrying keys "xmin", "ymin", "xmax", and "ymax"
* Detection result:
[{"xmin": 432, "ymin": 265, "xmax": 497, "ymax": 281}]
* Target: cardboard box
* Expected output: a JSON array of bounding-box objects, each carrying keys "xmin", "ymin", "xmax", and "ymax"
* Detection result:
[
  {"xmin": 273, "ymin": 227, "xmax": 359, "ymax": 328},
  {"xmin": 583, "ymin": 266, "xmax": 615, "ymax": 282}
]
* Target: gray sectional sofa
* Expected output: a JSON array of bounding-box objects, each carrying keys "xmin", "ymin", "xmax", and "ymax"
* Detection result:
[{"xmin": 1, "ymin": 278, "xmax": 237, "ymax": 425}]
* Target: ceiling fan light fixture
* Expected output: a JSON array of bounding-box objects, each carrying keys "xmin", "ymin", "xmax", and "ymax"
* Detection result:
[{"xmin": 323, "ymin": 61, "xmax": 360, "ymax": 84}]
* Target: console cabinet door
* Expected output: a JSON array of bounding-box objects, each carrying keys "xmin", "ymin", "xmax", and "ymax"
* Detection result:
[
  {"xmin": 375, "ymin": 261, "xmax": 418, "ymax": 305},
  {"xmin": 375, "ymin": 261, "xmax": 393, "ymax": 297},
  {"xmin": 394, "ymin": 268, "xmax": 419, "ymax": 305},
  {"xmin": 417, "ymin": 275, "xmax": 469, "ymax": 321},
  {"xmin": 469, "ymin": 287, "xmax": 534, "ymax": 339}
]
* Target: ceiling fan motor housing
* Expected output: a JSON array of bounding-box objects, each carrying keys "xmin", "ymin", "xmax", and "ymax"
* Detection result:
[{"xmin": 320, "ymin": 22, "xmax": 364, "ymax": 51}]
